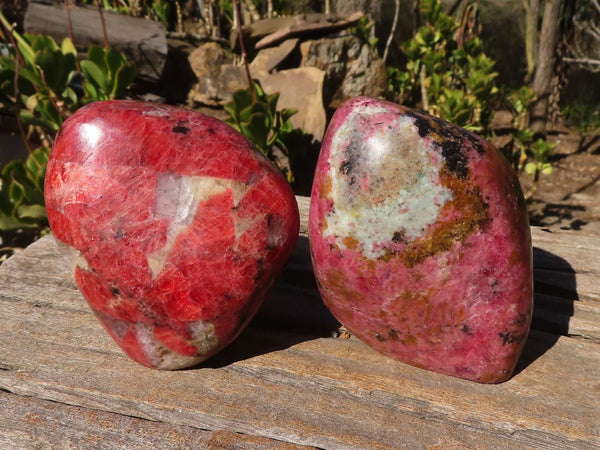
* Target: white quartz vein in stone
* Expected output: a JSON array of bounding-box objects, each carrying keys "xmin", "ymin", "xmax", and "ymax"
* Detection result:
[
  {"xmin": 324, "ymin": 108, "xmax": 453, "ymax": 259},
  {"xmin": 134, "ymin": 320, "xmax": 218, "ymax": 370},
  {"xmin": 147, "ymin": 174, "xmax": 246, "ymax": 277}
]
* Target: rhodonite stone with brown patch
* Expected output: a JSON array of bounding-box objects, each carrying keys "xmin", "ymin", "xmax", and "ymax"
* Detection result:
[
  {"xmin": 309, "ymin": 97, "xmax": 533, "ymax": 383},
  {"xmin": 45, "ymin": 100, "xmax": 299, "ymax": 370}
]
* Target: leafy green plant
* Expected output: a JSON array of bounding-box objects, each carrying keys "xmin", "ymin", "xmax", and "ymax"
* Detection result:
[
  {"xmin": 224, "ymin": 81, "xmax": 303, "ymax": 182},
  {"xmin": 82, "ymin": 0, "xmax": 176, "ymax": 29},
  {"xmin": 388, "ymin": 0, "xmax": 555, "ymax": 191},
  {"xmin": 0, "ymin": 10, "xmax": 136, "ymax": 237},
  {"xmin": 524, "ymin": 138, "xmax": 555, "ymax": 198},
  {"xmin": 151, "ymin": 0, "xmax": 172, "ymax": 28},
  {"xmin": 0, "ymin": 31, "xmax": 78, "ymax": 141},
  {"xmin": 505, "ymin": 86, "xmax": 536, "ymax": 172},
  {"xmin": 525, "ymin": 139, "xmax": 555, "ymax": 177},
  {"xmin": 349, "ymin": 16, "xmax": 379, "ymax": 49},
  {"xmin": 562, "ymin": 99, "xmax": 600, "ymax": 133},
  {"xmin": 0, "ymin": 147, "xmax": 50, "ymax": 230},
  {"xmin": 390, "ymin": 0, "xmax": 499, "ymax": 132},
  {"xmin": 80, "ymin": 45, "xmax": 137, "ymax": 101},
  {"xmin": 219, "ymin": 0, "xmax": 234, "ymax": 23}
]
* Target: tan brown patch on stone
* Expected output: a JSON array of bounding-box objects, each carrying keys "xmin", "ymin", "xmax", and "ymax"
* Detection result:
[
  {"xmin": 377, "ymin": 247, "xmax": 397, "ymax": 262},
  {"xmin": 400, "ymin": 166, "xmax": 490, "ymax": 268},
  {"xmin": 323, "ymin": 268, "xmax": 361, "ymax": 301},
  {"xmin": 319, "ymin": 173, "xmax": 332, "ymax": 199},
  {"xmin": 341, "ymin": 236, "xmax": 360, "ymax": 250},
  {"xmin": 318, "ymin": 216, "xmax": 328, "ymax": 234}
]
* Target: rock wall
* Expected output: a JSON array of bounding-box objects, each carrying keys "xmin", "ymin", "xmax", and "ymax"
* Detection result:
[{"xmin": 330, "ymin": 0, "xmax": 528, "ymax": 86}]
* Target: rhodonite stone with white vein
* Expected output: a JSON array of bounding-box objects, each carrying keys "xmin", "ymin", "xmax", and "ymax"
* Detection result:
[
  {"xmin": 45, "ymin": 100, "xmax": 299, "ymax": 369},
  {"xmin": 309, "ymin": 97, "xmax": 533, "ymax": 383}
]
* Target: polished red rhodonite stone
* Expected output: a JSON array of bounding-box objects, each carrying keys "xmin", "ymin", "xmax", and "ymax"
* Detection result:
[
  {"xmin": 45, "ymin": 100, "xmax": 299, "ymax": 369},
  {"xmin": 309, "ymin": 97, "xmax": 533, "ymax": 383}
]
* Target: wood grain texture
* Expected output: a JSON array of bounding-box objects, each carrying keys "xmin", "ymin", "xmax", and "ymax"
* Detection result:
[
  {"xmin": 0, "ymin": 392, "xmax": 312, "ymax": 449},
  {"xmin": 1, "ymin": 196, "xmax": 599, "ymax": 449}
]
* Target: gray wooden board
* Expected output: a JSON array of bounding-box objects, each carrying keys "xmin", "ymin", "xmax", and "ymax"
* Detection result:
[
  {"xmin": 1, "ymin": 196, "xmax": 599, "ymax": 448},
  {"xmin": 0, "ymin": 391, "xmax": 313, "ymax": 449}
]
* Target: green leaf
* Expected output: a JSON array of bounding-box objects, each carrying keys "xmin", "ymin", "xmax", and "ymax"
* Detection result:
[
  {"xmin": 3, "ymin": 158, "xmax": 43, "ymax": 206},
  {"xmin": 231, "ymin": 88, "xmax": 253, "ymax": 112},
  {"xmin": 36, "ymin": 99, "xmax": 63, "ymax": 132},
  {"xmin": 35, "ymin": 49, "xmax": 66, "ymax": 93},
  {"xmin": 80, "ymin": 60, "xmax": 110, "ymax": 95},
  {"xmin": 240, "ymin": 112, "xmax": 270, "ymax": 151},
  {"xmin": 61, "ymin": 86, "xmax": 78, "ymax": 106},
  {"xmin": 0, "ymin": 11, "xmax": 35, "ymax": 66},
  {"xmin": 30, "ymin": 34, "xmax": 59, "ymax": 53},
  {"xmin": 17, "ymin": 204, "xmax": 46, "ymax": 220},
  {"xmin": 267, "ymin": 92, "xmax": 280, "ymax": 115},
  {"xmin": 253, "ymin": 81, "xmax": 266, "ymax": 99},
  {"xmin": 110, "ymin": 63, "xmax": 137, "ymax": 98},
  {"xmin": 240, "ymin": 100, "xmax": 270, "ymax": 124},
  {"xmin": 25, "ymin": 147, "xmax": 50, "ymax": 189},
  {"xmin": 152, "ymin": 0, "xmax": 171, "ymax": 27},
  {"xmin": 524, "ymin": 162, "xmax": 537, "ymax": 176},
  {"xmin": 541, "ymin": 164, "xmax": 553, "ymax": 175},
  {"xmin": 87, "ymin": 46, "xmax": 107, "ymax": 72},
  {"xmin": 82, "ymin": 79, "xmax": 99, "ymax": 100},
  {"xmin": 8, "ymin": 180, "xmax": 25, "ymax": 205},
  {"xmin": 105, "ymin": 47, "xmax": 125, "ymax": 79},
  {"xmin": 0, "ymin": 213, "xmax": 31, "ymax": 230},
  {"xmin": 61, "ymin": 37, "xmax": 77, "ymax": 57},
  {"xmin": 280, "ymin": 108, "xmax": 297, "ymax": 123},
  {"xmin": 13, "ymin": 63, "xmax": 44, "ymax": 88},
  {"xmin": 223, "ymin": 102, "xmax": 239, "ymax": 124}
]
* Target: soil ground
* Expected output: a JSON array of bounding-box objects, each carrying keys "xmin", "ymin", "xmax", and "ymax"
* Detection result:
[{"xmin": 518, "ymin": 127, "xmax": 600, "ymax": 237}]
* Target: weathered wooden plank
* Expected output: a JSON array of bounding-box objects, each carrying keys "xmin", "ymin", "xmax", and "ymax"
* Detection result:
[
  {"xmin": 3, "ymin": 228, "xmax": 599, "ymax": 342},
  {"xmin": 532, "ymin": 293, "xmax": 600, "ymax": 341},
  {"xmin": 531, "ymin": 227, "xmax": 600, "ymax": 290},
  {"xmin": 0, "ymin": 391, "xmax": 312, "ymax": 449},
  {"xmin": 0, "ymin": 292, "xmax": 598, "ymax": 448},
  {"xmin": 1, "ymin": 195, "xmax": 599, "ymax": 448}
]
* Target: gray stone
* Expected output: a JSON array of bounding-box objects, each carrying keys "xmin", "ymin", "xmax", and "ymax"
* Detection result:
[
  {"xmin": 300, "ymin": 35, "xmax": 388, "ymax": 108},
  {"xmin": 232, "ymin": 12, "xmax": 363, "ymax": 51},
  {"xmin": 187, "ymin": 43, "xmax": 246, "ymax": 106},
  {"xmin": 329, "ymin": 0, "xmax": 416, "ymax": 53},
  {"xmin": 250, "ymin": 39, "xmax": 300, "ymax": 74}
]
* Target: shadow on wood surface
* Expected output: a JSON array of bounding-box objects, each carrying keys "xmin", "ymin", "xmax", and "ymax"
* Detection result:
[
  {"xmin": 203, "ymin": 236, "xmax": 340, "ymax": 368},
  {"xmin": 513, "ymin": 246, "xmax": 577, "ymax": 377}
]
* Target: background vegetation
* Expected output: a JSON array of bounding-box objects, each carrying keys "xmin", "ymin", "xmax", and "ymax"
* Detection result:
[{"xmin": 0, "ymin": 0, "xmax": 598, "ymax": 259}]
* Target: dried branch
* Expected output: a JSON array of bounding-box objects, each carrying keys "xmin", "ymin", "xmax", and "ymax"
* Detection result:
[
  {"xmin": 420, "ymin": 64, "xmax": 429, "ymax": 113},
  {"xmin": 563, "ymin": 56, "xmax": 600, "ymax": 69},
  {"xmin": 383, "ymin": 0, "xmax": 400, "ymax": 64},
  {"xmin": 585, "ymin": 19, "xmax": 600, "ymax": 40},
  {"xmin": 523, "ymin": 0, "xmax": 541, "ymax": 79},
  {"xmin": 232, "ymin": 0, "xmax": 255, "ymax": 101},
  {"xmin": 94, "ymin": 0, "xmax": 110, "ymax": 48}
]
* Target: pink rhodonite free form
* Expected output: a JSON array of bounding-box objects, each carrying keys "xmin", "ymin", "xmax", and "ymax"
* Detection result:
[
  {"xmin": 309, "ymin": 97, "xmax": 533, "ymax": 383},
  {"xmin": 45, "ymin": 100, "xmax": 299, "ymax": 370}
]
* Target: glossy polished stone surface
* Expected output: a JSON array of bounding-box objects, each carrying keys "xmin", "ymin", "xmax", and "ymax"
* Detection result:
[
  {"xmin": 309, "ymin": 97, "xmax": 533, "ymax": 383},
  {"xmin": 45, "ymin": 100, "xmax": 299, "ymax": 370}
]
